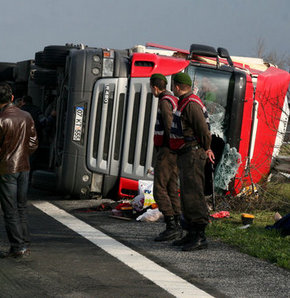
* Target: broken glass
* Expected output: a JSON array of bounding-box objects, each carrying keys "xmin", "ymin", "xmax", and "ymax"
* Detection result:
[
  {"xmin": 214, "ymin": 143, "xmax": 241, "ymax": 191},
  {"xmin": 204, "ymin": 100, "xmax": 226, "ymax": 141}
]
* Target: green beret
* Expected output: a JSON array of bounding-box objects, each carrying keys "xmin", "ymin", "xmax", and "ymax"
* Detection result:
[
  {"xmin": 150, "ymin": 73, "xmax": 168, "ymax": 84},
  {"xmin": 173, "ymin": 72, "xmax": 192, "ymax": 86}
]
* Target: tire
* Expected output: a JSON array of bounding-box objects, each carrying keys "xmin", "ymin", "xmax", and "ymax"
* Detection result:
[
  {"xmin": 41, "ymin": 45, "xmax": 74, "ymax": 68},
  {"xmin": 0, "ymin": 62, "xmax": 16, "ymax": 81},
  {"xmin": 14, "ymin": 60, "xmax": 33, "ymax": 82},
  {"xmin": 31, "ymin": 68, "xmax": 57, "ymax": 86},
  {"xmin": 34, "ymin": 51, "xmax": 45, "ymax": 67}
]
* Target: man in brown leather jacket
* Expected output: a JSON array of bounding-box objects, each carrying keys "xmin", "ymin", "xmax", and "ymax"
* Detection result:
[{"xmin": 0, "ymin": 83, "xmax": 38, "ymax": 258}]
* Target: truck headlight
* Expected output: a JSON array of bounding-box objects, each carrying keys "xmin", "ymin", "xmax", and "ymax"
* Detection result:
[{"xmin": 82, "ymin": 175, "xmax": 90, "ymax": 182}]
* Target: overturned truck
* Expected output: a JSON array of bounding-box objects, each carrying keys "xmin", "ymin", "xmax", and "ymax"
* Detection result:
[{"xmin": 1, "ymin": 42, "xmax": 289, "ymax": 199}]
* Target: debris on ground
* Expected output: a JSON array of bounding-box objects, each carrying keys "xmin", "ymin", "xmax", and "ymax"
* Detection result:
[
  {"xmin": 136, "ymin": 208, "xmax": 163, "ymax": 222},
  {"xmin": 73, "ymin": 201, "xmax": 117, "ymax": 213},
  {"xmin": 209, "ymin": 211, "xmax": 231, "ymax": 223},
  {"xmin": 210, "ymin": 211, "xmax": 230, "ymax": 220},
  {"xmin": 236, "ymin": 184, "xmax": 259, "ymax": 199},
  {"xmin": 241, "ymin": 213, "xmax": 255, "ymax": 225},
  {"xmin": 110, "ymin": 179, "xmax": 161, "ymax": 221},
  {"xmin": 238, "ymin": 224, "xmax": 251, "ymax": 229}
]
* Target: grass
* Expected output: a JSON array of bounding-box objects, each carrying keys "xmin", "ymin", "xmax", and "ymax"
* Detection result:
[
  {"xmin": 206, "ymin": 142, "xmax": 290, "ymax": 269},
  {"xmin": 207, "ymin": 178, "xmax": 290, "ymax": 270},
  {"xmin": 279, "ymin": 143, "xmax": 290, "ymax": 156},
  {"xmin": 207, "ymin": 212, "xmax": 290, "ymax": 270}
]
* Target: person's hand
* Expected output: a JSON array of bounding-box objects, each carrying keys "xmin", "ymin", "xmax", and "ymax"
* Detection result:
[{"xmin": 206, "ymin": 149, "xmax": 215, "ymax": 164}]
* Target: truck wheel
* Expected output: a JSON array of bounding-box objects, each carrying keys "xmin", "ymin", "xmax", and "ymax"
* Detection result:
[
  {"xmin": 32, "ymin": 68, "xmax": 57, "ymax": 86},
  {"xmin": 41, "ymin": 45, "xmax": 74, "ymax": 68},
  {"xmin": 0, "ymin": 62, "xmax": 16, "ymax": 81},
  {"xmin": 34, "ymin": 51, "xmax": 45, "ymax": 67}
]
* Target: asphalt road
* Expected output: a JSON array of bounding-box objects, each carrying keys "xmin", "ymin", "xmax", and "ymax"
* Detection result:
[{"xmin": 0, "ymin": 187, "xmax": 289, "ymax": 298}]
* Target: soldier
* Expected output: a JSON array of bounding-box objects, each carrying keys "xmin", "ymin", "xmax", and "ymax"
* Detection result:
[
  {"xmin": 150, "ymin": 74, "xmax": 181, "ymax": 241},
  {"xmin": 170, "ymin": 73, "xmax": 215, "ymax": 251}
]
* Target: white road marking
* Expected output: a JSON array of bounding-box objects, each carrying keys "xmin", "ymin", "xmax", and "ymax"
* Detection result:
[{"xmin": 33, "ymin": 201, "xmax": 213, "ymax": 298}]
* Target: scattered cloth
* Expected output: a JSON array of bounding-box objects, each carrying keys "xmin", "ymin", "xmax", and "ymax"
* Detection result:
[{"xmin": 210, "ymin": 211, "xmax": 230, "ymax": 219}]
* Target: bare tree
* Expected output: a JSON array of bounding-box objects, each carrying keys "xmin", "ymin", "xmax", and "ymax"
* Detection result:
[
  {"xmin": 256, "ymin": 38, "xmax": 266, "ymax": 59},
  {"xmin": 255, "ymin": 38, "xmax": 290, "ymax": 71}
]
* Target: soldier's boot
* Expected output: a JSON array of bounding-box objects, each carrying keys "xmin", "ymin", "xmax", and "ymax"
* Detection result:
[
  {"xmin": 172, "ymin": 231, "xmax": 193, "ymax": 246},
  {"xmin": 174, "ymin": 214, "xmax": 183, "ymax": 238},
  {"xmin": 154, "ymin": 216, "xmax": 180, "ymax": 241},
  {"xmin": 181, "ymin": 224, "xmax": 208, "ymax": 251}
]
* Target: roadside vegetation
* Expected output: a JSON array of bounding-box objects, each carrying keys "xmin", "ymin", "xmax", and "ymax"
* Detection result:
[
  {"xmin": 207, "ymin": 144, "xmax": 290, "ymax": 270},
  {"xmin": 207, "ymin": 209, "xmax": 290, "ymax": 270},
  {"xmin": 215, "ymin": 42, "xmax": 289, "ymax": 270},
  {"xmin": 280, "ymin": 143, "xmax": 290, "ymax": 156}
]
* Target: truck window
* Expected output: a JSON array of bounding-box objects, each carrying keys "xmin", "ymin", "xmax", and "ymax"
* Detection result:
[{"xmin": 186, "ymin": 65, "xmax": 232, "ymax": 140}]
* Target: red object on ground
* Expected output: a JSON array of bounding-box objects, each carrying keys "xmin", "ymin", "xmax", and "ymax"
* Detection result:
[
  {"xmin": 211, "ymin": 211, "xmax": 230, "ymax": 218},
  {"xmin": 115, "ymin": 203, "xmax": 132, "ymax": 210}
]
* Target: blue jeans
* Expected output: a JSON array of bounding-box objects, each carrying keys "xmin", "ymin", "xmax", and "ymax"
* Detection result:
[{"xmin": 0, "ymin": 172, "xmax": 30, "ymax": 252}]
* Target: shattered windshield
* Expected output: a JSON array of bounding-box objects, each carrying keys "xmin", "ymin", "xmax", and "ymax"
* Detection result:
[
  {"xmin": 186, "ymin": 65, "xmax": 232, "ymax": 141},
  {"xmin": 185, "ymin": 66, "xmax": 241, "ymax": 191}
]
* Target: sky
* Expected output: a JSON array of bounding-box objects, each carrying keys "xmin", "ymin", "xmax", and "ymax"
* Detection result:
[{"xmin": 0, "ymin": 0, "xmax": 289, "ymax": 63}]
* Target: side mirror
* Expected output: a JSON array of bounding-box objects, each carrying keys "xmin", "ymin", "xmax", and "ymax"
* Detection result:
[
  {"xmin": 217, "ymin": 47, "xmax": 233, "ymax": 67},
  {"xmin": 189, "ymin": 44, "xmax": 217, "ymax": 57}
]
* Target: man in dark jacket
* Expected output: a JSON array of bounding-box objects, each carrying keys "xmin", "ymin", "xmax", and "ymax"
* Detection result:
[
  {"xmin": 150, "ymin": 74, "xmax": 181, "ymax": 241},
  {"xmin": 20, "ymin": 95, "xmax": 46, "ymax": 142},
  {"xmin": 170, "ymin": 73, "xmax": 215, "ymax": 251},
  {"xmin": 20, "ymin": 95, "xmax": 45, "ymax": 174},
  {"xmin": 0, "ymin": 83, "xmax": 38, "ymax": 258}
]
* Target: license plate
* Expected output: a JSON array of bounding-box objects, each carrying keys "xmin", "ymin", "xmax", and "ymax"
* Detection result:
[{"xmin": 73, "ymin": 106, "xmax": 84, "ymax": 141}]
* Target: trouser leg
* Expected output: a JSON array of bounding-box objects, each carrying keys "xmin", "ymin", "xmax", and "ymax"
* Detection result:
[
  {"xmin": 174, "ymin": 148, "xmax": 209, "ymax": 250},
  {"xmin": 177, "ymin": 148, "xmax": 209, "ymax": 225},
  {"xmin": 167, "ymin": 153, "xmax": 181, "ymax": 216},
  {"xmin": 153, "ymin": 148, "xmax": 180, "ymax": 241},
  {"xmin": 153, "ymin": 147, "xmax": 179, "ymax": 217},
  {"xmin": 17, "ymin": 172, "xmax": 30, "ymax": 247},
  {"xmin": 0, "ymin": 173, "xmax": 26, "ymax": 251}
]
